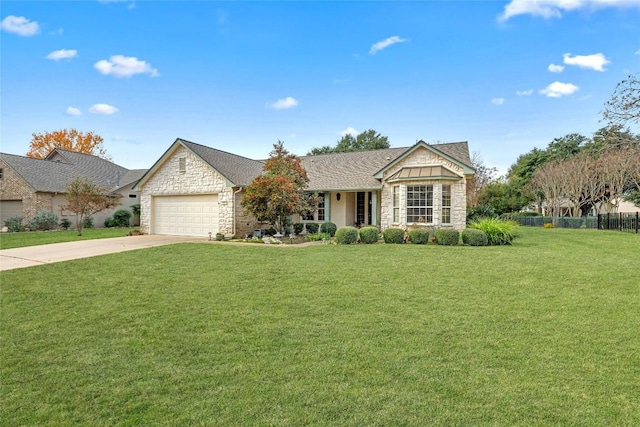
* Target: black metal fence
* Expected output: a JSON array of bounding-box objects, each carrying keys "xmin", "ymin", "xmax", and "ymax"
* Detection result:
[
  {"xmin": 597, "ymin": 213, "xmax": 640, "ymax": 233},
  {"xmin": 506, "ymin": 215, "xmax": 598, "ymax": 229}
]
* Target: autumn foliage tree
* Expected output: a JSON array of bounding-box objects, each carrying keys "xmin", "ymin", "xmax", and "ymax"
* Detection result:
[
  {"xmin": 64, "ymin": 176, "xmax": 122, "ymax": 236},
  {"xmin": 242, "ymin": 141, "xmax": 314, "ymax": 234},
  {"xmin": 27, "ymin": 128, "xmax": 110, "ymax": 160}
]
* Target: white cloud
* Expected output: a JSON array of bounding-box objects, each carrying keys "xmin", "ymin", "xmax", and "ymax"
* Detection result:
[
  {"xmin": 1, "ymin": 15, "xmax": 40, "ymax": 36},
  {"xmin": 94, "ymin": 55, "xmax": 159, "ymax": 78},
  {"xmin": 548, "ymin": 63, "xmax": 564, "ymax": 73},
  {"xmin": 563, "ymin": 52, "xmax": 610, "ymax": 71},
  {"xmin": 636, "ymin": 49, "xmax": 640, "ymax": 55},
  {"xmin": 46, "ymin": 49, "xmax": 78, "ymax": 61},
  {"xmin": 516, "ymin": 89, "xmax": 534, "ymax": 96},
  {"xmin": 369, "ymin": 36, "xmax": 409, "ymax": 55},
  {"xmin": 498, "ymin": 0, "xmax": 640, "ymax": 22},
  {"xmin": 540, "ymin": 81, "xmax": 580, "ymax": 98},
  {"xmin": 339, "ymin": 126, "xmax": 358, "ymax": 137},
  {"xmin": 268, "ymin": 96, "xmax": 298, "ymax": 110},
  {"xmin": 491, "ymin": 98, "xmax": 505, "ymax": 105},
  {"xmin": 66, "ymin": 107, "xmax": 81, "ymax": 116},
  {"xmin": 89, "ymin": 103, "xmax": 119, "ymax": 115}
]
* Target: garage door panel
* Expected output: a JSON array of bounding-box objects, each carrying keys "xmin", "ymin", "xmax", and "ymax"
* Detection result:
[
  {"xmin": 0, "ymin": 201, "xmax": 23, "ymax": 225},
  {"xmin": 152, "ymin": 195, "xmax": 218, "ymax": 237}
]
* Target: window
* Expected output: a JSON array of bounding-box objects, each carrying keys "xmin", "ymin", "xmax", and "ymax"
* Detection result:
[
  {"xmin": 129, "ymin": 194, "xmax": 137, "ymax": 199},
  {"xmin": 303, "ymin": 192, "xmax": 325, "ymax": 221},
  {"xmin": 392, "ymin": 186, "xmax": 400, "ymax": 223},
  {"xmin": 356, "ymin": 192, "xmax": 365, "ymax": 225},
  {"xmin": 0, "ymin": 168, "xmax": 3, "ymax": 179},
  {"xmin": 442, "ymin": 184, "xmax": 452, "ymax": 224},
  {"xmin": 178, "ymin": 157, "xmax": 186, "ymax": 173},
  {"xmin": 317, "ymin": 192, "xmax": 325, "ymax": 221},
  {"xmin": 406, "ymin": 185, "xmax": 433, "ymax": 223}
]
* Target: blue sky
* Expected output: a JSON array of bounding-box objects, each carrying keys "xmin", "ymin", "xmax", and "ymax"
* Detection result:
[{"xmin": 1, "ymin": 1, "xmax": 639, "ymax": 174}]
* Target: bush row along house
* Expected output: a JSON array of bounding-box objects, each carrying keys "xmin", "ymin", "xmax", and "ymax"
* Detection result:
[
  {"xmin": 133, "ymin": 138, "xmax": 475, "ymax": 237},
  {"xmin": 0, "ymin": 149, "xmax": 146, "ymax": 228}
]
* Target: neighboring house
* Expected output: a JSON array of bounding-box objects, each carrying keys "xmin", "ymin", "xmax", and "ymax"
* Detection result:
[
  {"xmin": 134, "ymin": 138, "xmax": 474, "ymax": 237},
  {"xmin": 0, "ymin": 149, "xmax": 147, "ymax": 228}
]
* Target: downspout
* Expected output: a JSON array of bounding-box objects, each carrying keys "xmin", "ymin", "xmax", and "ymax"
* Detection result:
[{"xmin": 232, "ymin": 187, "xmax": 243, "ymax": 238}]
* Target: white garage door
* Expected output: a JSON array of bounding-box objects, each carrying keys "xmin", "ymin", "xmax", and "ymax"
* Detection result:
[
  {"xmin": 152, "ymin": 195, "xmax": 218, "ymax": 237},
  {"xmin": 0, "ymin": 200, "xmax": 23, "ymax": 226}
]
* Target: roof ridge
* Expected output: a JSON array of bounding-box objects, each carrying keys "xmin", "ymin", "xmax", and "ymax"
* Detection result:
[{"xmin": 178, "ymin": 138, "xmax": 264, "ymax": 163}]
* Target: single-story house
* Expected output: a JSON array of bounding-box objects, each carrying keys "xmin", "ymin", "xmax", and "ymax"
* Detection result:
[
  {"xmin": 0, "ymin": 149, "xmax": 147, "ymax": 227},
  {"xmin": 134, "ymin": 138, "xmax": 475, "ymax": 237}
]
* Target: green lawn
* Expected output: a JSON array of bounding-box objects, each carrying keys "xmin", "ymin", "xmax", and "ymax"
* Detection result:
[
  {"xmin": 2, "ymin": 228, "xmax": 639, "ymax": 426},
  {"xmin": 0, "ymin": 228, "xmax": 137, "ymax": 250}
]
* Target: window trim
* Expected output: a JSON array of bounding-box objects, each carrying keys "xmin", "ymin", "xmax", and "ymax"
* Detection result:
[
  {"xmin": 406, "ymin": 184, "xmax": 433, "ymax": 224},
  {"xmin": 392, "ymin": 185, "xmax": 400, "ymax": 223}
]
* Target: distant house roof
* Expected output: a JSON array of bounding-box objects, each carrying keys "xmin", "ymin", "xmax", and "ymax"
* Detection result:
[{"xmin": 0, "ymin": 149, "xmax": 147, "ymax": 193}]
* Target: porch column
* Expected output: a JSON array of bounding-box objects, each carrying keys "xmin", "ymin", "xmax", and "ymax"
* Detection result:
[
  {"xmin": 371, "ymin": 191, "xmax": 378, "ymax": 226},
  {"xmin": 324, "ymin": 192, "xmax": 331, "ymax": 222}
]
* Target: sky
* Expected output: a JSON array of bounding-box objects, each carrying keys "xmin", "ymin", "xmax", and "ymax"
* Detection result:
[{"xmin": 1, "ymin": 0, "xmax": 639, "ymax": 174}]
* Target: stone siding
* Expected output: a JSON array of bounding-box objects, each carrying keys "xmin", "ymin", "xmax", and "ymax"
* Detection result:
[
  {"xmin": 379, "ymin": 146, "xmax": 467, "ymax": 231},
  {"xmin": 139, "ymin": 145, "xmax": 244, "ymax": 236},
  {"xmin": 0, "ymin": 159, "xmax": 54, "ymax": 223}
]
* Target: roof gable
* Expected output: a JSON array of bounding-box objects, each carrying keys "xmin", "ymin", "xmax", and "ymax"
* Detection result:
[
  {"xmin": 134, "ymin": 138, "xmax": 264, "ymax": 190},
  {"xmin": 373, "ymin": 140, "xmax": 475, "ymax": 179}
]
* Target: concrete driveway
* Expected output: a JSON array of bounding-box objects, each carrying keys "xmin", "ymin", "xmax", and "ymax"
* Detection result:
[{"xmin": 0, "ymin": 235, "xmax": 205, "ymax": 271}]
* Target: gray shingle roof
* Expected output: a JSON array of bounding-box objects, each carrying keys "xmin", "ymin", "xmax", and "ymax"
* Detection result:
[
  {"xmin": 179, "ymin": 139, "xmax": 264, "ymax": 186},
  {"xmin": 301, "ymin": 141, "xmax": 472, "ymax": 191},
  {"xmin": 1, "ymin": 149, "xmax": 146, "ymax": 193}
]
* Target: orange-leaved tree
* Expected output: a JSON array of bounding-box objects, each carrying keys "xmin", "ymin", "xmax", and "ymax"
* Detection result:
[
  {"xmin": 241, "ymin": 141, "xmax": 315, "ymax": 234},
  {"xmin": 27, "ymin": 128, "xmax": 110, "ymax": 160}
]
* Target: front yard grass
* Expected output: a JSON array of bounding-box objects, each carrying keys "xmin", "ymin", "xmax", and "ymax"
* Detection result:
[
  {"xmin": 1, "ymin": 228, "xmax": 639, "ymax": 425},
  {"xmin": 0, "ymin": 227, "xmax": 137, "ymax": 249}
]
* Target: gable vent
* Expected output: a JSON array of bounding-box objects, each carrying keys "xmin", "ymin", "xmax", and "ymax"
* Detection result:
[{"xmin": 178, "ymin": 157, "xmax": 186, "ymax": 173}]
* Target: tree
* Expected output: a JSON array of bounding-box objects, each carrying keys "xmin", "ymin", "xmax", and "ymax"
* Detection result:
[
  {"xmin": 242, "ymin": 141, "xmax": 314, "ymax": 234},
  {"xmin": 63, "ymin": 176, "xmax": 122, "ymax": 236},
  {"xmin": 466, "ymin": 152, "xmax": 498, "ymax": 208},
  {"xmin": 603, "ymin": 73, "xmax": 640, "ymax": 129},
  {"xmin": 307, "ymin": 129, "xmax": 390, "ymax": 155},
  {"xmin": 27, "ymin": 128, "xmax": 110, "ymax": 160}
]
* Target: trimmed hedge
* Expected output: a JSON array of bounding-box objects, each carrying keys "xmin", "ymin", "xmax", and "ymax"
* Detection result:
[
  {"xmin": 320, "ymin": 221, "xmax": 337, "ymax": 237},
  {"xmin": 408, "ymin": 228, "xmax": 430, "ymax": 244},
  {"xmin": 462, "ymin": 228, "xmax": 488, "ymax": 246},
  {"xmin": 359, "ymin": 226, "xmax": 380, "ymax": 244},
  {"xmin": 335, "ymin": 226, "xmax": 359, "ymax": 244},
  {"xmin": 305, "ymin": 222, "xmax": 319, "ymax": 234},
  {"xmin": 435, "ymin": 229, "xmax": 459, "ymax": 246},
  {"xmin": 383, "ymin": 228, "xmax": 405, "ymax": 244}
]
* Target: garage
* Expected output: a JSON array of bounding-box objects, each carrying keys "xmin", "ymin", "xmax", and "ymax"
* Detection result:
[
  {"xmin": 152, "ymin": 195, "xmax": 218, "ymax": 237},
  {"xmin": 0, "ymin": 200, "xmax": 23, "ymax": 226}
]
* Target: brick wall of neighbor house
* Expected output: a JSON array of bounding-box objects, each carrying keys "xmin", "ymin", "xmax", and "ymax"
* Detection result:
[
  {"xmin": 0, "ymin": 159, "xmax": 55, "ymax": 223},
  {"xmin": 379, "ymin": 146, "xmax": 467, "ymax": 230},
  {"xmin": 234, "ymin": 190, "xmax": 259, "ymax": 238},
  {"xmin": 138, "ymin": 145, "xmax": 236, "ymax": 235}
]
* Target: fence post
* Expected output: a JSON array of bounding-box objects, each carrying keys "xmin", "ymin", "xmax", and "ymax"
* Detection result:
[{"xmin": 637, "ymin": 212, "xmax": 639, "ymax": 234}]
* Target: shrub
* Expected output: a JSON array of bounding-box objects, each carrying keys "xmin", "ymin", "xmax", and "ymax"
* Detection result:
[
  {"xmin": 462, "ymin": 228, "xmax": 488, "ymax": 246},
  {"xmin": 408, "ymin": 228, "xmax": 430, "ymax": 245},
  {"xmin": 435, "ymin": 229, "xmax": 460, "ymax": 246},
  {"xmin": 4, "ymin": 216, "xmax": 25, "ymax": 232},
  {"xmin": 383, "ymin": 228, "xmax": 405, "ymax": 244},
  {"xmin": 131, "ymin": 204, "xmax": 141, "ymax": 216},
  {"xmin": 293, "ymin": 222, "xmax": 304, "ymax": 235},
  {"xmin": 60, "ymin": 218, "xmax": 71, "ymax": 230},
  {"xmin": 335, "ymin": 226, "xmax": 359, "ymax": 244},
  {"xmin": 543, "ymin": 222, "xmax": 555, "ymax": 229},
  {"xmin": 83, "ymin": 216, "xmax": 94, "ymax": 229},
  {"xmin": 320, "ymin": 221, "xmax": 337, "ymax": 237},
  {"xmin": 112, "ymin": 209, "xmax": 132, "ymax": 227},
  {"xmin": 305, "ymin": 232, "xmax": 331, "ymax": 242},
  {"xmin": 305, "ymin": 222, "xmax": 319, "ymax": 234},
  {"xmin": 469, "ymin": 217, "xmax": 519, "ymax": 245},
  {"xmin": 28, "ymin": 210, "xmax": 58, "ymax": 231},
  {"xmin": 467, "ymin": 204, "xmax": 497, "ymax": 223},
  {"xmin": 104, "ymin": 217, "xmax": 116, "ymax": 228},
  {"xmin": 359, "ymin": 226, "xmax": 379, "ymax": 244}
]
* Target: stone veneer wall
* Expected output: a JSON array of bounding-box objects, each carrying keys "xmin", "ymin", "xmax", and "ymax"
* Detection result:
[
  {"xmin": 0, "ymin": 159, "xmax": 54, "ymax": 223},
  {"xmin": 139, "ymin": 145, "xmax": 238, "ymax": 236},
  {"xmin": 379, "ymin": 146, "xmax": 467, "ymax": 231}
]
